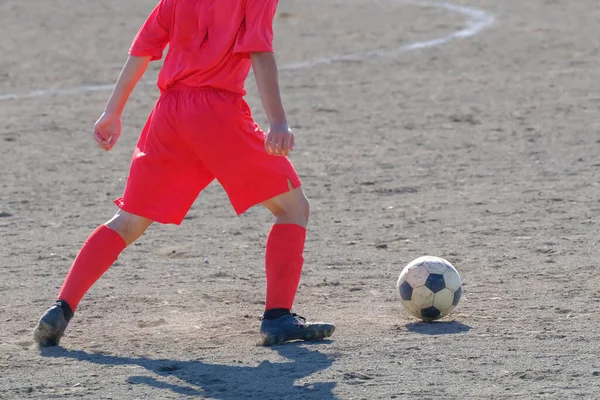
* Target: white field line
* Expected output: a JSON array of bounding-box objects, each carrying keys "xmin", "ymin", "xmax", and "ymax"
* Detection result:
[{"xmin": 0, "ymin": 1, "xmax": 494, "ymax": 102}]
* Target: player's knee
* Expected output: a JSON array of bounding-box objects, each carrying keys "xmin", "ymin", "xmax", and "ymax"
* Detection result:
[
  {"xmin": 263, "ymin": 186, "xmax": 310, "ymax": 226},
  {"xmin": 280, "ymin": 191, "xmax": 310, "ymax": 226},
  {"xmin": 105, "ymin": 210, "xmax": 152, "ymax": 245},
  {"xmin": 297, "ymin": 194, "xmax": 310, "ymax": 222}
]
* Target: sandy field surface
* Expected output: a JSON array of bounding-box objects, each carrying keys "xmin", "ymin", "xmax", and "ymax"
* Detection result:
[{"xmin": 2, "ymin": 0, "xmax": 600, "ymax": 398}]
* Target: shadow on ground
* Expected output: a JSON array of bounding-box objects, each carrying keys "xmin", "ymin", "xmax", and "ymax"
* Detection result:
[
  {"xmin": 405, "ymin": 320, "xmax": 471, "ymax": 335},
  {"xmin": 41, "ymin": 342, "xmax": 337, "ymax": 399}
]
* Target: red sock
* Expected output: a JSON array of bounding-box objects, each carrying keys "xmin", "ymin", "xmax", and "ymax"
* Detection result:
[
  {"xmin": 57, "ymin": 225, "xmax": 127, "ymax": 311},
  {"xmin": 265, "ymin": 224, "xmax": 307, "ymax": 311}
]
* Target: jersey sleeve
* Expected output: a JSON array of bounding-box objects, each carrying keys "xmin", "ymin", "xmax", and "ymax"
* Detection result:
[
  {"xmin": 129, "ymin": 0, "xmax": 174, "ymax": 61},
  {"xmin": 233, "ymin": 0, "xmax": 279, "ymax": 57}
]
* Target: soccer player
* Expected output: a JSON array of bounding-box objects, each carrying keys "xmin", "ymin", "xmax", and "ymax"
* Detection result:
[{"xmin": 33, "ymin": 0, "xmax": 335, "ymax": 347}]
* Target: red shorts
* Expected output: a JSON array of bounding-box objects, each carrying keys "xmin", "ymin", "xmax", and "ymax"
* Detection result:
[{"xmin": 114, "ymin": 86, "xmax": 302, "ymax": 224}]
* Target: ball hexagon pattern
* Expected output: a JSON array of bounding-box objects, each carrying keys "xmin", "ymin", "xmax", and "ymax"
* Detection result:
[
  {"xmin": 403, "ymin": 265, "xmax": 430, "ymax": 287},
  {"xmin": 411, "ymin": 286, "xmax": 435, "ymax": 309},
  {"xmin": 422, "ymin": 257, "xmax": 449, "ymax": 275},
  {"xmin": 396, "ymin": 255, "xmax": 463, "ymax": 321},
  {"xmin": 433, "ymin": 288, "xmax": 455, "ymax": 313},
  {"xmin": 443, "ymin": 267, "xmax": 462, "ymax": 291}
]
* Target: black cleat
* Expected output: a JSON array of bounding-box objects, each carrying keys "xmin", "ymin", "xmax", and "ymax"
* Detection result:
[
  {"xmin": 260, "ymin": 313, "xmax": 335, "ymax": 346},
  {"xmin": 33, "ymin": 301, "xmax": 73, "ymax": 347}
]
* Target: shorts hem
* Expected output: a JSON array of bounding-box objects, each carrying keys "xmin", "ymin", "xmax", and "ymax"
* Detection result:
[
  {"xmin": 230, "ymin": 176, "xmax": 302, "ymax": 215},
  {"xmin": 113, "ymin": 198, "xmax": 186, "ymax": 225}
]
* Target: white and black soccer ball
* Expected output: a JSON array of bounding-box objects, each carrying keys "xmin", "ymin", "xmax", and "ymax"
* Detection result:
[{"xmin": 397, "ymin": 256, "xmax": 462, "ymax": 321}]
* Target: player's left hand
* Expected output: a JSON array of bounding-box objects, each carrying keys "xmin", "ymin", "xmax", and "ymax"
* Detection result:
[
  {"xmin": 265, "ymin": 124, "xmax": 295, "ymax": 156},
  {"xmin": 93, "ymin": 112, "xmax": 122, "ymax": 152}
]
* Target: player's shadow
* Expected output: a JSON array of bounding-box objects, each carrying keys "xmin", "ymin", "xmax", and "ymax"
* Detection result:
[
  {"xmin": 40, "ymin": 342, "xmax": 337, "ymax": 399},
  {"xmin": 405, "ymin": 320, "xmax": 471, "ymax": 335}
]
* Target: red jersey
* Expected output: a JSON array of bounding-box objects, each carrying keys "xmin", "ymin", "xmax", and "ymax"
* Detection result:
[{"xmin": 129, "ymin": 0, "xmax": 278, "ymax": 95}]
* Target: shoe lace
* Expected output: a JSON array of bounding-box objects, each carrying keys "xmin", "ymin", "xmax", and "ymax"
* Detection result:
[{"xmin": 291, "ymin": 313, "xmax": 306, "ymax": 323}]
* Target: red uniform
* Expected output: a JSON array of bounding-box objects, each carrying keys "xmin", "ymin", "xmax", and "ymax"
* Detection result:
[
  {"xmin": 115, "ymin": 0, "xmax": 301, "ymax": 224},
  {"xmin": 37, "ymin": 0, "xmax": 332, "ymax": 340}
]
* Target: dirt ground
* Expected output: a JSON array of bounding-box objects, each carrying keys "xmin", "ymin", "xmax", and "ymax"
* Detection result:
[{"xmin": 2, "ymin": 0, "xmax": 600, "ymax": 398}]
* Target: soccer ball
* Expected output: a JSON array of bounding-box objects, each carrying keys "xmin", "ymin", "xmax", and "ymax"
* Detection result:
[{"xmin": 397, "ymin": 256, "xmax": 462, "ymax": 321}]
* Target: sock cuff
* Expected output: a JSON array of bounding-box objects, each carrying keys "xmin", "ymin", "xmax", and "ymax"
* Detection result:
[
  {"xmin": 267, "ymin": 224, "xmax": 307, "ymax": 247},
  {"xmin": 263, "ymin": 308, "xmax": 291, "ymax": 320},
  {"xmin": 269, "ymin": 223, "xmax": 306, "ymax": 236},
  {"xmin": 94, "ymin": 224, "xmax": 127, "ymax": 248},
  {"xmin": 55, "ymin": 300, "xmax": 74, "ymax": 321}
]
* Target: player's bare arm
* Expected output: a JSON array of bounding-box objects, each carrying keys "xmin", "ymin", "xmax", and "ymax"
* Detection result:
[
  {"xmin": 94, "ymin": 55, "xmax": 152, "ymax": 151},
  {"xmin": 250, "ymin": 51, "xmax": 294, "ymax": 157}
]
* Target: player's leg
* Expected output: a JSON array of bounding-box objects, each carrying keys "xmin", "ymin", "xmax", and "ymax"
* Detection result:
[
  {"xmin": 174, "ymin": 90, "xmax": 334, "ymax": 345},
  {"xmin": 261, "ymin": 183, "xmax": 309, "ymax": 313},
  {"xmin": 57, "ymin": 210, "xmax": 152, "ymax": 310},
  {"xmin": 34, "ymin": 93, "xmax": 213, "ymax": 347},
  {"xmin": 33, "ymin": 210, "xmax": 152, "ymax": 347},
  {"xmin": 259, "ymin": 186, "xmax": 335, "ymax": 345}
]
